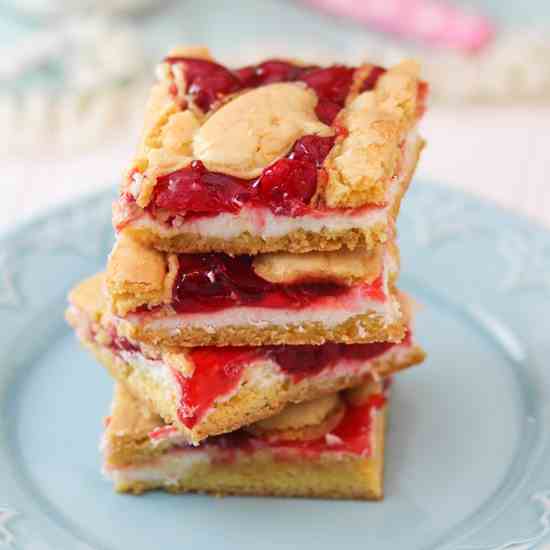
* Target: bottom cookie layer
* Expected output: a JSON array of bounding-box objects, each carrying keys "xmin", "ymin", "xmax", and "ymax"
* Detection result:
[{"xmin": 103, "ymin": 383, "xmax": 387, "ymax": 500}]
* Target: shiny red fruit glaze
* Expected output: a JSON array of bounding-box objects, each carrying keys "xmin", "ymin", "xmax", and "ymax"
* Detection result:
[
  {"xmin": 165, "ymin": 57, "xmax": 242, "ymax": 111},
  {"xmin": 324, "ymin": 393, "xmax": 386, "ymax": 455},
  {"xmin": 300, "ymin": 66, "xmax": 354, "ymax": 124},
  {"xmin": 301, "ymin": 66, "xmax": 355, "ymax": 105},
  {"xmin": 235, "ymin": 60, "xmax": 312, "ymax": 87},
  {"xmin": 258, "ymin": 158, "xmax": 317, "ymax": 216},
  {"xmin": 175, "ymin": 339, "xmax": 396, "ymax": 429},
  {"xmin": 359, "ymin": 65, "xmax": 387, "ymax": 93},
  {"xmin": 173, "ymin": 348, "xmax": 259, "ymax": 428},
  {"xmin": 171, "ymin": 253, "xmax": 358, "ymax": 313},
  {"xmin": 271, "ymin": 339, "xmax": 396, "ymax": 382},
  {"xmin": 314, "ymin": 100, "xmax": 343, "ymax": 125},
  {"xmin": 173, "ymin": 254, "xmax": 271, "ymax": 311},
  {"xmin": 289, "ymin": 135, "xmax": 335, "ymax": 164},
  {"xmin": 154, "ymin": 161, "xmax": 253, "ymax": 215},
  {"xmin": 256, "ymin": 134, "xmax": 335, "ymax": 215},
  {"xmin": 152, "ymin": 134, "xmax": 336, "ymax": 218},
  {"xmin": 166, "ymin": 58, "xmax": 354, "ymax": 119}
]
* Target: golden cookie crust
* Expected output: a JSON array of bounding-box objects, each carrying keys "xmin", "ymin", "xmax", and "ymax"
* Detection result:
[{"xmin": 115, "ymin": 304, "xmax": 406, "ymax": 347}]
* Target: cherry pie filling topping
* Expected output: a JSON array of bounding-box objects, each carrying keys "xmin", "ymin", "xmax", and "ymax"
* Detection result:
[
  {"xmin": 131, "ymin": 59, "xmax": 415, "ymax": 222},
  {"xmin": 151, "ymin": 133, "xmax": 337, "ymax": 219},
  {"xmin": 183, "ymin": 334, "xmax": 401, "ymax": 429},
  {"xmin": 168, "ymin": 252, "xmax": 385, "ymax": 314}
]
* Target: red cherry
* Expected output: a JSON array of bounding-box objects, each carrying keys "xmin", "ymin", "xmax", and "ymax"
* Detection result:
[
  {"xmin": 166, "ymin": 57, "xmax": 242, "ymax": 111},
  {"xmin": 359, "ymin": 65, "xmax": 386, "ymax": 93},
  {"xmin": 258, "ymin": 158, "xmax": 317, "ymax": 216},
  {"xmin": 315, "ymin": 100, "xmax": 342, "ymax": 125},
  {"xmin": 300, "ymin": 66, "xmax": 354, "ymax": 105},
  {"xmin": 154, "ymin": 161, "xmax": 252, "ymax": 214},
  {"xmin": 290, "ymin": 135, "xmax": 335, "ymax": 165},
  {"xmin": 236, "ymin": 60, "xmax": 312, "ymax": 88}
]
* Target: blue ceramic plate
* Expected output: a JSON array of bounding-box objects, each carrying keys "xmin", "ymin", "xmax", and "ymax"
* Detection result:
[{"xmin": 1, "ymin": 183, "xmax": 550, "ymax": 550}]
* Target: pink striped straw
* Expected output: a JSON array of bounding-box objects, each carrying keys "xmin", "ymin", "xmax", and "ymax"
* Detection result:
[{"xmin": 300, "ymin": 0, "xmax": 495, "ymax": 53}]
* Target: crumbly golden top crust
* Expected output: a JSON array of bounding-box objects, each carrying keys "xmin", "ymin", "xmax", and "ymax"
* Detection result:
[
  {"xmin": 106, "ymin": 232, "xmax": 396, "ymax": 317},
  {"xmin": 325, "ymin": 61, "xmax": 420, "ymax": 207},
  {"xmin": 120, "ymin": 46, "xmax": 423, "ymax": 211},
  {"xmin": 106, "ymin": 233, "xmax": 178, "ymax": 314}
]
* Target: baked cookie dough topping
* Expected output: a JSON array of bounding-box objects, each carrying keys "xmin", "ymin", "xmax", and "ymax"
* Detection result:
[{"xmin": 193, "ymin": 83, "xmax": 333, "ymax": 178}]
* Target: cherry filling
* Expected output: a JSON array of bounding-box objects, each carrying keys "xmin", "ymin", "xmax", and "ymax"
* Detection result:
[
  {"xmin": 153, "ymin": 161, "xmax": 253, "ymax": 215},
  {"xmin": 171, "ymin": 252, "xmax": 384, "ymax": 314},
  {"xmin": 152, "ymin": 134, "xmax": 336, "ymax": 219},
  {"xmin": 300, "ymin": 66, "xmax": 355, "ymax": 125},
  {"xmin": 166, "ymin": 58, "xmax": 242, "ymax": 112},
  {"xmin": 171, "ymin": 348, "xmax": 257, "ymax": 429},
  {"xmin": 148, "ymin": 59, "xmax": 390, "ymax": 220},
  {"xmin": 165, "ymin": 57, "xmax": 358, "ymax": 125},
  {"xmin": 172, "ymin": 338, "xmax": 401, "ymax": 428}
]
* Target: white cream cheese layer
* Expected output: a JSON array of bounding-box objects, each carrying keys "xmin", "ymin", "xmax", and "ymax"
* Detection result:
[{"xmin": 129, "ymin": 131, "xmax": 420, "ymax": 240}]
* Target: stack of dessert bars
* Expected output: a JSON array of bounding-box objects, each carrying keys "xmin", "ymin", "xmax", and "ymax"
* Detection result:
[{"xmin": 66, "ymin": 46, "xmax": 428, "ymax": 500}]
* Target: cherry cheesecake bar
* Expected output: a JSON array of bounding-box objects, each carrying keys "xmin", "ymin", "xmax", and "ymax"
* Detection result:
[
  {"xmin": 67, "ymin": 274, "xmax": 424, "ymax": 444},
  {"xmin": 103, "ymin": 380, "xmax": 390, "ymax": 499},
  {"xmin": 106, "ymin": 234, "xmax": 405, "ymax": 347},
  {"xmin": 113, "ymin": 46, "xmax": 428, "ymax": 255}
]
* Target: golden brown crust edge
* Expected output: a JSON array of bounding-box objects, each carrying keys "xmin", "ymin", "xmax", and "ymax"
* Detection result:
[
  {"xmin": 124, "ymin": 222, "xmax": 388, "ymax": 256},
  {"xmin": 116, "ymin": 307, "xmax": 406, "ymax": 347}
]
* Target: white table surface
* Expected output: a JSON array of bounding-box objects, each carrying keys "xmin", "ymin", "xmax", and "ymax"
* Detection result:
[{"xmin": 1, "ymin": 104, "xmax": 549, "ymax": 236}]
